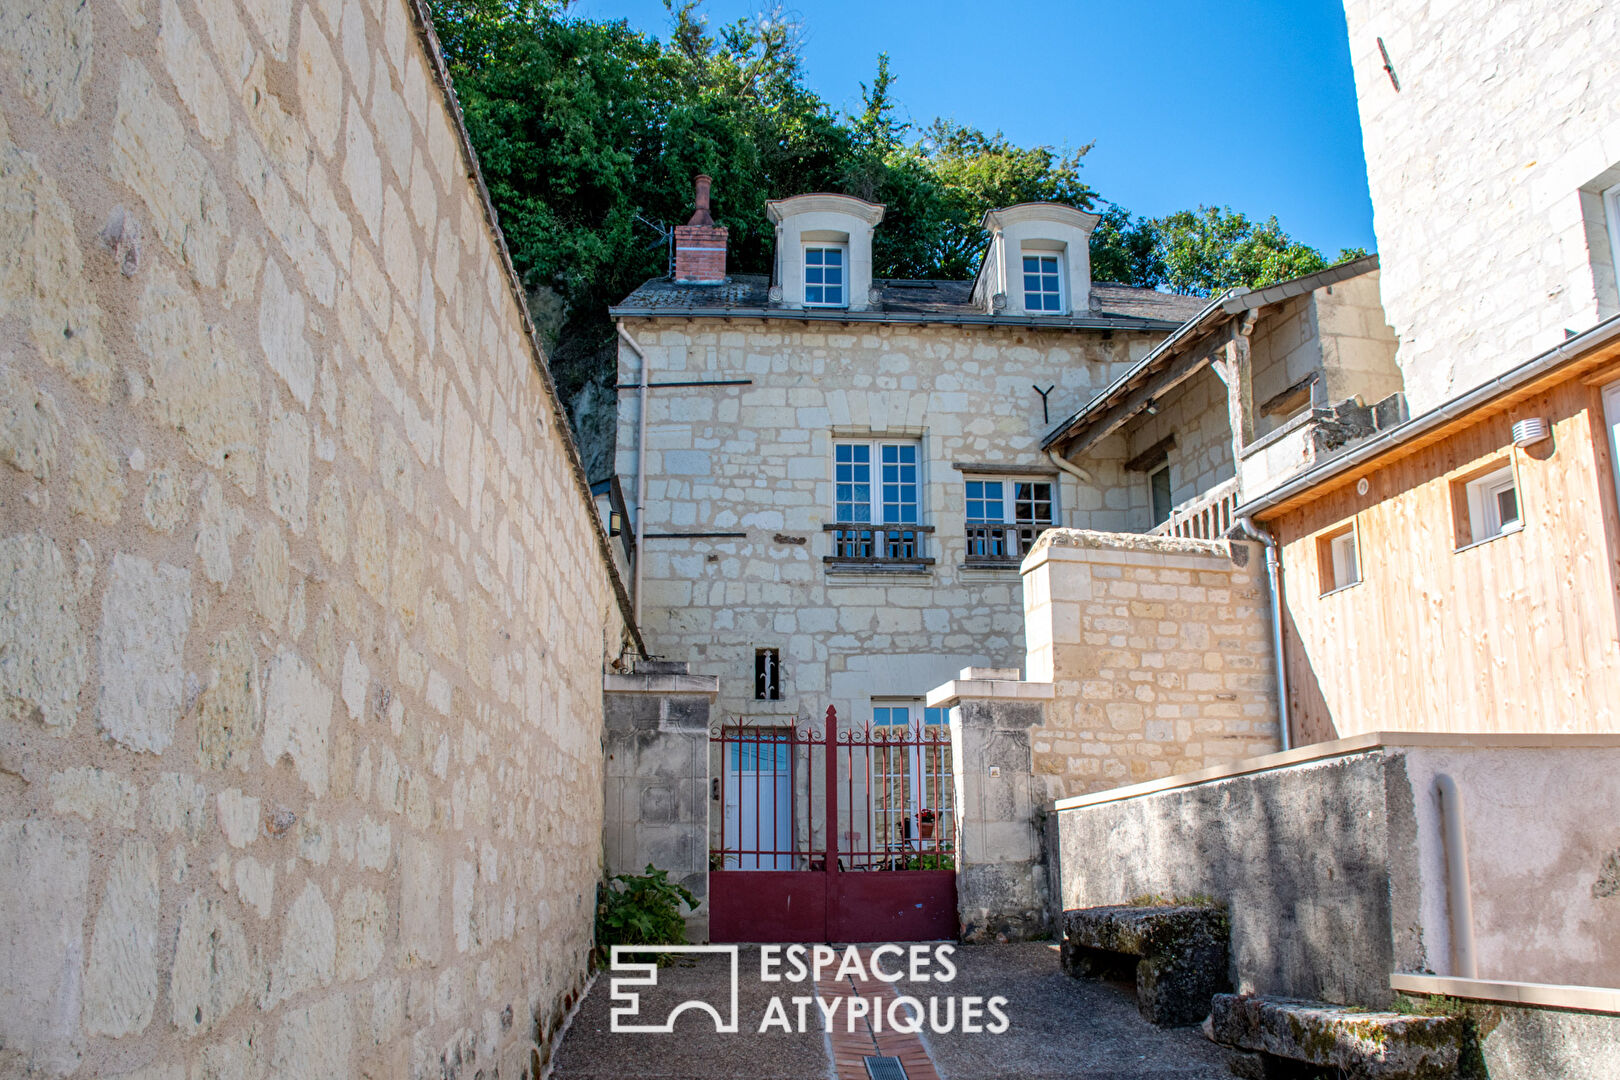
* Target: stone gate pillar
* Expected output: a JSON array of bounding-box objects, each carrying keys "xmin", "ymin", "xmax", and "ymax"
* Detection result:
[
  {"xmin": 926, "ymin": 668, "xmax": 1055, "ymax": 942},
  {"xmin": 602, "ymin": 660, "xmax": 719, "ymax": 941}
]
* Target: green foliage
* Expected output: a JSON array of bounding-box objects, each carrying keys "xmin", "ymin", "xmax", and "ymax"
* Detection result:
[
  {"xmin": 1124, "ymin": 891, "xmax": 1224, "ymax": 909},
  {"xmin": 594, "ymin": 864, "xmax": 698, "ymax": 966},
  {"xmin": 425, "ymin": 0, "xmax": 1359, "ymax": 413},
  {"xmin": 1091, "ymin": 203, "xmax": 1370, "ymax": 297}
]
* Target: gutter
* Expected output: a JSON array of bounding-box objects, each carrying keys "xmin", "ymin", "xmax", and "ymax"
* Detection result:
[
  {"xmin": 617, "ymin": 321, "xmax": 649, "ymax": 629},
  {"xmin": 1229, "ymin": 516, "xmax": 1291, "ymax": 752},
  {"xmin": 1235, "ymin": 313, "xmax": 1620, "ymax": 520},
  {"xmin": 606, "ymin": 305, "xmax": 1183, "ymax": 334}
]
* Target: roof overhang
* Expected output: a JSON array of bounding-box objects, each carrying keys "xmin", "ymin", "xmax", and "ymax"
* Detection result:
[
  {"xmin": 1237, "ymin": 312, "xmax": 1620, "ymax": 522},
  {"xmin": 1041, "ymin": 254, "xmax": 1383, "ymax": 454}
]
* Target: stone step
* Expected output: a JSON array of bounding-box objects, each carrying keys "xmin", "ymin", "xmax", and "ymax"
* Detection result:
[
  {"xmin": 1061, "ymin": 904, "xmax": 1231, "ymax": 1027},
  {"xmin": 1207, "ymin": 993, "xmax": 1463, "ymax": 1080}
]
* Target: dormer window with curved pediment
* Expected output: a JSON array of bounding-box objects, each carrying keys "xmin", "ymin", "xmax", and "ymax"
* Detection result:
[
  {"xmin": 766, "ymin": 194, "xmax": 885, "ymax": 311},
  {"xmin": 972, "ymin": 203, "xmax": 1100, "ymax": 318}
]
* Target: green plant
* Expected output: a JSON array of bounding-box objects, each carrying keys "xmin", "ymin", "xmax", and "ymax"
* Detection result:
[
  {"xmin": 1125, "ymin": 891, "xmax": 1224, "ymax": 909},
  {"xmin": 594, "ymin": 864, "xmax": 697, "ymax": 966}
]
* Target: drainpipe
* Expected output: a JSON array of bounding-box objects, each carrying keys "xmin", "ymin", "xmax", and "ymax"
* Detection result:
[
  {"xmin": 1435, "ymin": 774, "xmax": 1478, "ymax": 978},
  {"xmin": 1046, "ymin": 450, "xmax": 1094, "ymax": 528},
  {"xmin": 1231, "ymin": 516, "xmax": 1290, "ymax": 752},
  {"xmin": 616, "ymin": 321, "xmax": 648, "ymax": 629}
]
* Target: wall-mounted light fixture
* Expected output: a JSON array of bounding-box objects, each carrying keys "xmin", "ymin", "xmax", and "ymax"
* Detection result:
[{"xmin": 1511, "ymin": 417, "xmax": 1550, "ymax": 448}]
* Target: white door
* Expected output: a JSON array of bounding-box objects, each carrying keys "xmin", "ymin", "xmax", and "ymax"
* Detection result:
[{"xmin": 722, "ymin": 736, "xmax": 791, "ymax": 869}]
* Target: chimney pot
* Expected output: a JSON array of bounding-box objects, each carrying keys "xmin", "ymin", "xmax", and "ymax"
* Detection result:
[
  {"xmin": 673, "ymin": 174, "xmax": 727, "ymax": 284},
  {"xmin": 688, "ymin": 175, "xmax": 714, "ymax": 227}
]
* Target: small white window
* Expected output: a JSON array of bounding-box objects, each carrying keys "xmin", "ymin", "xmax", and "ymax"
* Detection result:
[
  {"xmin": 1022, "ymin": 253, "xmax": 1063, "ymax": 313},
  {"xmin": 804, "ymin": 246, "xmax": 846, "ymax": 307},
  {"xmin": 1463, "ymin": 465, "xmax": 1521, "ymax": 544},
  {"xmin": 1317, "ymin": 525, "xmax": 1361, "ymax": 594}
]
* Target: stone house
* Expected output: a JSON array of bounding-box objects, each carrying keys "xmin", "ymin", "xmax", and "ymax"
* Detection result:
[{"xmin": 611, "ymin": 185, "xmax": 1202, "ymax": 744}]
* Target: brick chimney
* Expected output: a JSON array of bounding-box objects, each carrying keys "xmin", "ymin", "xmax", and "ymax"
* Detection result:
[{"xmin": 672, "ymin": 175, "xmax": 727, "ymax": 284}]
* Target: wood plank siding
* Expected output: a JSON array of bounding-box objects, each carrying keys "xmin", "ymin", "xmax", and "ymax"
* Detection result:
[{"xmin": 1261, "ymin": 360, "xmax": 1620, "ymax": 743}]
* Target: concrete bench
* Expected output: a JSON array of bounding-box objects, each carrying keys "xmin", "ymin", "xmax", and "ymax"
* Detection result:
[
  {"xmin": 1060, "ymin": 904, "xmax": 1231, "ymax": 1026},
  {"xmin": 1208, "ymin": 994, "xmax": 1463, "ymax": 1080}
]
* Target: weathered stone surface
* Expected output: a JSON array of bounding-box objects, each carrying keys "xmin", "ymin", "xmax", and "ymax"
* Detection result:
[
  {"xmin": 197, "ymin": 627, "xmax": 261, "ymax": 771},
  {"xmin": 0, "ymin": 141, "xmax": 112, "ymax": 399},
  {"xmin": 84, "ymin": 838, "xmax": 162, "ymax": 1036},
  {"xmin": 217, "ymin": 787, "xmax": 260, "ymax": 847},
  {"xmin": 0, "ymin": 818, "xmax": 88, "ymax": 1076},
  {"xmin": 1209, "ymin": 994, "xmax": 1462, "ymax": 1080},
  {"xmin": 142, "ymin": 460, "xmax": 188, "ymax": 533},
  {"xmin": 401, "ymin": 833, "xmax": 442, "ymax": 965},
  {"xmin": 98, "ymin": 552, "xmax": 191, "ymax": 752},
  {"xmin": 0, "ymin": 531, "xmax": 88, "ymax": 732},
  {"xmin": 269, "ymin": 993, "xmax": 350, "ymax": 1080},
  {"xmin": 264, "ymin": 879, "xmax": 335, "ymax": 1007},
  {"xmin": 265, "ymin": 407, "xmax": 310, "ymax": 533},
  {"xmin": 337, "ymin": 886, "xmax": 388, "ymax": 980},
  {"xmin": 0, "ymin": 360, "xmax": 62, "ymax": 480},
  {"xmin": 1063, "ymin": 904, "xmax": 1231, "ymax": 1026},
  {"xmin": 262, "ymin": 649, "xmax": 333, "ymax": 794},
  {"xmin": 137, "ymin": 266, "xmax": 259, "ymax": 492},
  {"xmin": 68, "ymin": 427, "xmax": 125, "ymax": 522},
  {"xmin": 235, "ymin": 854, "xmax": 275, "ymax": 918},
  {"xmin": 110, "ymin": 59, "xmax": 228, "ymax": 286},
  {"xmin": 259, "ymin": 258, "xmax": 316, "ymax": 407},
  {"xmin": 49, "ymin": 765, "xmax": 139, "ymax": 826},
  {"xmin": 171, "ymin": 892, "xmax": 251, "ymax": 1036},
  {"xmin": 149, "ymin": 771, "xmax": 209, "ymax": 839},
  {"xmin": 0, "ymin": 0, "xmax": 95, "ymax": 125}
]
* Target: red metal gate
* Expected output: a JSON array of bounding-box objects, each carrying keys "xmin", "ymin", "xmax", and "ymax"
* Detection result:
[{"xmin": 708, "ymin": 706, "xmax": 958, "ymax": 943}]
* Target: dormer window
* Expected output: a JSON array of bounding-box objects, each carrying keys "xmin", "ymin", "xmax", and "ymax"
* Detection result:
[
  {"xmin": 1023, "ymin": 253, "xmax": 1063, "ymax": 313},
  {"xmin": 804, "ymin": 246, "xmax": 846, "ymax": 307}
]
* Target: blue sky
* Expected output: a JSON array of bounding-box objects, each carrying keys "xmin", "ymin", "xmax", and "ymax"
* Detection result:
[{"xmin": 567, "ymin": 0, "xmax": 1377, "ymax": 256}]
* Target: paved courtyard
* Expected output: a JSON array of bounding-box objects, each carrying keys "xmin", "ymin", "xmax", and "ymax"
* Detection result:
[{"xmin": 551, "ymin": 943, "xmax": 1232, "ymax": 1079}]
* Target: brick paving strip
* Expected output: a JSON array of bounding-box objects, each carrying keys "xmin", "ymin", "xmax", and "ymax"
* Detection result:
[{"xmin": 815, "ymin": 949, "xmax": 943, "ymax": 1080}]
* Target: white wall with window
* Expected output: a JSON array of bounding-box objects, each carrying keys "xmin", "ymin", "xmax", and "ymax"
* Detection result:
[
  {"xmin": 963, "ymin": 475, "xmax": 1056, "ymax": 562},
  {"xmin": 766, "ymin": 194, "xmax": 884, "ymax": 311}
]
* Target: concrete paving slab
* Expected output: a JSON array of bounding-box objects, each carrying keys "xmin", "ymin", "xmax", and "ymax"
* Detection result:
[{"xmin": 552, "ymin": 943, "xmax": 1232, "ymax": 1080}]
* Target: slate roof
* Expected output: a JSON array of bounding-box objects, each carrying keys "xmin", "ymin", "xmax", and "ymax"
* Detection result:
[{"xmin": 609, "ymin": 274, "xmax": 1206, "ymax": 331}]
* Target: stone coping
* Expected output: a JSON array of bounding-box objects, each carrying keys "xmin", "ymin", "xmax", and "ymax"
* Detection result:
[
  {"xmin": 1019, "ymin": 529, "xmax": 1239, "ymax": 575},
  {"xmin": 1391, "ymin": 973, "xmax": 1620, "ymax": 1015},
  {"xmin": 1049, "ymin": 730, "xmax": 1620, "ymax": 812},
  {"xmin": 602, "ymin": 673, "xmax": 720, "ymax": 696},
  {"xmin": 925, "ymin": 679, "xmax": 1055, "ymax": 709}
]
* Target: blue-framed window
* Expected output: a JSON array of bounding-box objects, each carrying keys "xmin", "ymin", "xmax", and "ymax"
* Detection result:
[
  {"xmin": 805, "ymin": 246, "xmax": 846, "ymax": 306},
  {"xmin": 880, "ymin": 444, "xmax": 919, "ymax": 524},
  {"xmin": 965, "ymin": 480, "xmax": 1004, "ymax": 523},
  {"xmin": 1023, "ymin": 253, "xmax": 1062, "ymax": 312},
  {"xmin": 835, "ymin": 440, "xmax": 920, "ymax": 524},
  {"xmin": 835, "ymin": 443, "xmax": 872, "ymax": 522},
  {"xmin": 729, "ymin": 738, "xmax": 789, "ymax": 772}
]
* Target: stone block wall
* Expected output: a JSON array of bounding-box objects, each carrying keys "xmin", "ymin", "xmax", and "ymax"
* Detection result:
[
  {"xmin": 615, "ymin": 318, "xmax": 1165, "ymax": 727},
  {"xmin": 0, "ymin": 1, "xmax": 632, "ymax": 1077},
  {"xmin": 1343, "ymin": 0, "xmax": 1620, "ymax": 413},
  {"xmin": 1021, "ymin": 531, "xmax": 1280, "ymax": 798}
]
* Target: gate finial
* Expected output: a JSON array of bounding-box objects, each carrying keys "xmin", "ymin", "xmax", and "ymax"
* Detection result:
[{"xmin": 825, "ymin": 704, "xmax": 837, "ymax": 728}]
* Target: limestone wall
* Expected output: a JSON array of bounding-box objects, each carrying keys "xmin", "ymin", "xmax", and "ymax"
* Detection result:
[
  {"xmin": 0, "ymin": 1, "xmax": 631, "ymax": 1077},
  {"xmin": 1115, "ymin": 363, "xmax": 1234, "ymax": 519},
  {"xmin": 615, "ymin": 319, "xmax": 1163, "ymax": 727},
  {"xmin": 1021, "ymin": 531, "xmax": 1279, "ymax": 797},
  {"xmin": 1343, "ymin": 0, "xmax": 1620, "ymax": 413}
]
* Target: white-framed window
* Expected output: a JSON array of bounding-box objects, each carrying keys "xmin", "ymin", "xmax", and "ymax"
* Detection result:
[
  {"xmin": 1604, "ymin": 183, "xmax": 1620, "ymax": 293},
  {"xmin": 871, "ymin": 702, "xmax": 953, "ymax": 865},
  {"xmin": 1149, "ymin": 464, "xmax": 1173, "ymax": 526},
  {"xmin": 834, "ymin": 440, "xmax": 919, "ymax": 523},
  {"xmin": 804, "ymin": 245, "xmax": 846, "ymax": 307},
  {"xmin": 1317, "ymin": 523, "xmax": 1361, "ymax": 594},
  {"xmin": 1462, "ymin": 464, "xmax": 1521, "ymax": 545},
  {"xmin": 1022, "ymin": 252, "xmax": 1063, "ymax": 313},
  {"xmin": 964, "ymin": 478, "xmax": 1056, "ymax": 559}
]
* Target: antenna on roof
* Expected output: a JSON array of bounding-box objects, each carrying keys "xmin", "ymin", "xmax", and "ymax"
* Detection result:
[{"xmin": 634, "ymin": 213, "xmax": 675, "ymax": 278}]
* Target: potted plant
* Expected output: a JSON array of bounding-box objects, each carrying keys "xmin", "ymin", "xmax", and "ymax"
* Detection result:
[{"xmin": 918, "ymin": 809, "xmax": 937, "ymax": 839}]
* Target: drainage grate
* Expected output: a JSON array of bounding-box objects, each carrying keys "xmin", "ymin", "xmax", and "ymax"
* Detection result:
[{"xmin": 863, "ymin": 1056, "xmax": 909, "ymax": 1080}]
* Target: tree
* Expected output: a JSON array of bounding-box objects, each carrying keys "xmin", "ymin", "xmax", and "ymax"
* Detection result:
[{"xmin": 1091, "ymin": 204, "xmax": 1370, "ymax": 296}]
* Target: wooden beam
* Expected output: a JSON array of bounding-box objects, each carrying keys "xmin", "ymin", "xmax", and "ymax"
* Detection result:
[{"xmin": 1057, "ymin": 346, "xmax": 1216, "ymax": 459}]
